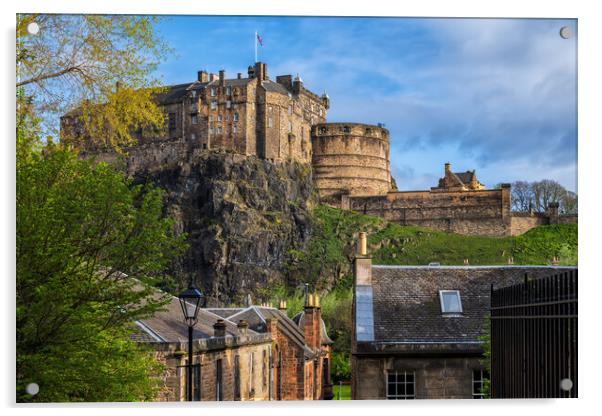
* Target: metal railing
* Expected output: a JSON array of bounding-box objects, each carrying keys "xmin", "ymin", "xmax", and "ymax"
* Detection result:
[{"xmin": 490, "ymin": 270, "xmax": 577, "ymax": 398}]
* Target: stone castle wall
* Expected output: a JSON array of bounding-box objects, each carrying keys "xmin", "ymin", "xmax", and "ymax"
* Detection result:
[
  {"xmin": 347, "ymin": 186, "xmax": 512, "ymax": 237},
  {"xmin": 311, "ymin": 123, "xmax": 391, "ymax": 204}
]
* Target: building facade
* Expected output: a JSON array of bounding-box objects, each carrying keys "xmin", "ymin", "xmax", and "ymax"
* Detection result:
[
  {"xmin": 134, "ymin": 291, "xmax": 332, "ymax": 401},
  {"xmin": 350, "ymin": 232, "xmax": 576, "ymax": 400}
]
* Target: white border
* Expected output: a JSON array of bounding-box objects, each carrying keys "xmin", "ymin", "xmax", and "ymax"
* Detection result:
[{"xmin": 3, "ymin": 1, "xmax": 600, "ymax": 415}]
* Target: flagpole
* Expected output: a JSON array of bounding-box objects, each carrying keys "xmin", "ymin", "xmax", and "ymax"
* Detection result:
[{"xmin": 254, "ymin": 30, "xmax": 257, "ymax": 63}]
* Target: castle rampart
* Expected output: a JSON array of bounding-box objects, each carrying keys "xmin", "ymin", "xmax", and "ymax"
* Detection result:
[{"xmin": 311, "ymin": 123, "xmax": 391, "ymax": 204}]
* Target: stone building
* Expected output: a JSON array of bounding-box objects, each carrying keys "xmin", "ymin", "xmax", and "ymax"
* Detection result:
[
  {"xmin": 134, "ymin": 290, "xmax": 332, "ymax": 401},
  {"xmin": 62, "ymin": 61, "xmax": 329, "ymax": 164},
  {"xmin": 350, "ymin": 232, "xmax": 576, "ymax": 399}
]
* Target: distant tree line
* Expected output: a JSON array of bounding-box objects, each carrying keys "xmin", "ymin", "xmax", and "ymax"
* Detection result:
[{"xmin": 510, "ymin": 180, "xmax": 577, "ymax": 215}]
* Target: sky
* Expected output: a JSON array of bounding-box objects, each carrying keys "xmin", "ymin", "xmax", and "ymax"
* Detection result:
[{"xmin": 155, "ymin": 16, "xmax": 577, "ymax": 192}]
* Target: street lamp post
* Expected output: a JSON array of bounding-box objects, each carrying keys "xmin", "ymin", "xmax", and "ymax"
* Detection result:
[{"xmin": 178, "ymin": 283, "xmax": 204, "ymax": 401}]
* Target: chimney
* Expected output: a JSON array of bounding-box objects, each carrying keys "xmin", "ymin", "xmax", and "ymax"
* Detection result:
[
  {"xmin": 219, "ymin": 69, "xmax": 225, "ymax": 86},
  {"xmin": 197, "ymin": 70, "xmax": 208, "ymax": 83},
  {"xmin": 237, "ymin": 319, "xmax": 249, "ymax": 336},
  {"xmin": 237, "ymin": 72, "xmax": 242, "ymax": 79},
  {"xmin": 266, "ymin": 317, "xmax": 278, "ymax": 335},
  {"xmin": 276, "ymin": 75, "xmax": 293, "ymax": 91},
  {"xmin": 445, "ymin": 162, "xmax": 451, "ymax": 174},
  {"xmin": 354, "ymin": 232, "xmax": 372, "ymax": 286},
  {"xmin": 303, "ymin": 292, "xmax": 321, "ymax": 351},
  {"xmin": 254, "ymin": 62, "xmax": 267, "ymax": 82},
  {"xmin": 213, "ymin": 319, "xmax": 227, "ymax": 337},
  {"xmin": 293, "ymin": 73, "xmax": 303, "ymax": 94},
  {"xmin": 209, "ymin": 73, "xmax": 218, "ymax": 82}
]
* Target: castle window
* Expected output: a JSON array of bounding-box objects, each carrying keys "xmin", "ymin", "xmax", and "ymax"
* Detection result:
[
  {"xmin": 168, "ymin": 113, "xmax": 176, "ymax": 130},
  {"xmin": 288, "ymin": 105, "xmax": 293, "ymax": 115},
  {"xmin": 288, "ymin": 121, "xmax": 293, "ymax": 133},
  {"xmin": 211, "ymin": 87, "xmax": 217, "ymax": 96},
  {"xmin": 319, "ymin": 108, "xmax": 323, "ymax": 116},
  {"xmin": 218, "ymin": 126, "xmax": 222, "ymax": 135},
  {"xmin": 233, "ymin": 113, "xmax": 239, "ymax": 122},
  {"xmin": 211, "ymin": 100, "xmax": 217, "ymax": 110},
  {"xmin": 210, "ymin": 127, "xmax": 214, "ymax": 136},
  {"xmin": 227, "ymin": 86, "xmax": 232, "ymax": 95},
  {"xmin": 473, "ymin": 370, "xmax": 488, "ymax": 399},
  {"xmin": 268, "ymin": 117, "xmax": 273, "ymax": 128},
  {"xmin": 226, "ymin": 100, "xmax": 232, "ymax": 109},
  {"xmin": 191, "ymin": 114, "xmax": 198, "ymax": 125},
  {"xmin": 218, "ymin": 114, "xmax": 223, "ymax": 122}
]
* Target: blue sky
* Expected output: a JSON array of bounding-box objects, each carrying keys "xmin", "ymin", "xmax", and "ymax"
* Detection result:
[{"xmin": 155, "ymin": 16, "xmax": 577, "ymax": 192}]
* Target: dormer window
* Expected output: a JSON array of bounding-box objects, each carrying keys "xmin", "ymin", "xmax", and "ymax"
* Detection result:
[{"xmin": 439, "ymin": 290, "xmax": 462, "ymax": 314}]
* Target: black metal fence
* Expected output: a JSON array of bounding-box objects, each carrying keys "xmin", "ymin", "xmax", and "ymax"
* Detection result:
[{"xmin": 490, "ymin": 270, "xmax": 577, "ymax": 398}]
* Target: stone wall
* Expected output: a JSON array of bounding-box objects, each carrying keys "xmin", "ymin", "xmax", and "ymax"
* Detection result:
[
  {"xmin": 510, "ymin": 213, "xmax": 548, "ymax": 236},
  {"xmin": 347, "ymin": 187, "xmax": 512, "ymax": 237},
  {"xmin": 352, "ymin": 356, "xmax": 483, "ymax": 399},
  {"xmin": 311, "ymin": 123, "xmax": 391, "ymax": 203}
]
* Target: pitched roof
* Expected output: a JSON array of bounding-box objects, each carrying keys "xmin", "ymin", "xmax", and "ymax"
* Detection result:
[
  {"xmin": 136, "ymin": 296, "xmax": 250, "ymax": 343},
  {"xmin": 362, "ymin": 265, "xmax": 576, "ymax": 347},
  {"xmin": 454, "ymin": 171, "xmax": 476, "ymax": 186}
]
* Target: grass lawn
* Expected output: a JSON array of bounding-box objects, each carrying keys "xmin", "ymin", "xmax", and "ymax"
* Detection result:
[{"xmin": 333, "ymin": 384, "xmax": 351, "ymax": 400}]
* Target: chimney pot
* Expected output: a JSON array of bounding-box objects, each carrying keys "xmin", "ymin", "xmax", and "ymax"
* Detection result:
[
  {"xmin": 213, "ymin": 318, "xmax": 227, "ymax": 337},
  {"xmin": 358, "ymin": 232, "xmax": 368, "ymax": 256},
  {"xmin": 237, "ymin": 319, "xmax": 249, "ymax": 336},
  {"xmin": 445, "ymin": 162, "xmax": 451, "ymax": 173}
]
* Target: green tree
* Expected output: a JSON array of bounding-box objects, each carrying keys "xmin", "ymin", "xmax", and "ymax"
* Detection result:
[
  {"xmin": 16, "ymin": 14, "xmax": 170, "ymax": 150},
  {"xmin": 16, "ymin": 134, "xmax": 187, "ymax": 401}
]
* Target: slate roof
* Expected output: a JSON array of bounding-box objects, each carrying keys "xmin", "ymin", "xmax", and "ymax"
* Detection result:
[
  {"xmin": 155, "ymin": 77, "xmax": 291, "ymax": 106},
  {"xmin": 136, "ymin": 296, "xmax": 250, "ymax": 343},
  {"xmin": 363, "ymin": 265, "xmax": 576, "ymax": 347},
  {"xmin": 454, "ymin": 170, "xmax": 476, "ymax": 185}
]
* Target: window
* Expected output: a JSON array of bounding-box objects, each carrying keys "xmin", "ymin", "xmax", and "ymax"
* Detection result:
[
  {"xmin": 439, "ymin": 290, "xmax": 463, "ymax": 314},
  {"xmin": 218, "ymin": 126, "xmax": 222, "ymax": 135},
  {"xmin": 190, "ymin": 133, "xmax": 196, "ymax": 141},
  {"xmin": 262, "ymin": 350, "xmax": 267, "ymax": 390},
  {"xmin": 191, "ymin": 114, "xmax": 198, "ymax": 125},
  {"xmin": 233, "ymin": 126, "xmax": 238, "ymax": 134},
  {"xmin": 234, "ymin": 355, "xmax": 241, "ymax": 400},
  {"xmin": 268, "ymin": 117, "xmax": 273, "ymax": 128},
  {"xmin": 190, "ymin": 103, "xmax": 196, "ymax": 111},
  {"xmin": 211, "ymin": 100, "xmax": 217, "ymax": 110},
  {"xmin": 386, "ymin": 371, "xmax": 415, "ymax": 400},
  {"xmin": 226, "ymin": 100, "xmax": 232, "ymax": 109},
  {"xmin": 168, "ymin": 113, "xmax": 176, "ymax": 130},
  {"xmin": 216, "ymin": 359, "xmax": 223, "ymax": 401},
  {"xmin": 227, "ymin": 86, "xmax": 232, "ymax": 95},
  {"xmin": 191, "ymin": 90, "xmax": 196, "ymax": 98},
  {"xmin": 268, "ymin": 106, "xmax": 273, "ymax": 113},
  {"xmin": 209, "ymin": 127, "xmax": 214, "ymax": 136},
  {"xmin": 288, "ymin": 121, "xmax": 293, "ymax": 133},
  {"xmin": 209, "ymin": 115, "xmax": 213, "ymax": 122},
  {"xmin": 218, "ymin": 114, "xmax": 223, "ymax": 122},
  {"xmin": 248, "ymin": 353, "xmax": 254, "ymax": 398},
  {"xmin": 233, "ymin": 113, "xmax": 239, "ymax": 122},
  {"xmin": 473, "ymin": 370, "xmax": 488, "ymax": 398},
  {"xmin": 211, "ymin": 87, "xmax": 217, "ymax": 96},
  {"xmin": 288, "ymin": 104, "xmax": 293, "ymax": 115}
]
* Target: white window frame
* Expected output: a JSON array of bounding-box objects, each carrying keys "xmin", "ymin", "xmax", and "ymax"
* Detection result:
[
  {"xmin": 439, "ymin": 290, "xmax": 463, "ymax": 314},
  {"xmin": 211, "ymin": 87, "xmax": 217, "ymax": 96},
  {"xmin": 472, "ymin": 369, "xmax": 487, "ymax": 399},
  {"xmin": 226, "ymin": 100, "xmax": 232, "ymax": 109},
  {"xmin": 217, "ymin": 126, "xmax": 222, "ymax": 135},
  {"xmin": 218, "ymin": 114, "xmax": 222, "ymax": 122},
  {"xmin": 209, "ymin": 127, "xmax": 214, "ymax": 136},
  {"xmin": 233, "ymin": 113, "xmax": 239, "ymax": 122},
  {"xmin": 386, "ymin": 371, "xmax": 415, "ymax": 400},
  {"xmin": 288, "ymin": 121, "xmax": 293, "ymax": 133},
  {"xmin": 211, "ymin": 100, "xmax": 217, "ymax": 110}
]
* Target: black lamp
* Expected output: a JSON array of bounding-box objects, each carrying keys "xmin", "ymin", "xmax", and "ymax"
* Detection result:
[{"xmin": 178, "ymin": 283, "xmax": 204, "ymax": 401}]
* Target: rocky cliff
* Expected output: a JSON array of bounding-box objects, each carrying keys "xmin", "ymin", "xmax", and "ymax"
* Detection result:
[{"xmin": 131, "ymin": 150, "xmax": 316, "ymax": 305}]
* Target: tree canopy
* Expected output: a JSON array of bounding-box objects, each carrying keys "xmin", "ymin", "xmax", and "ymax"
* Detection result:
[
  {"xmin": 16, "ymin": 122, "xmax": 187, "ymax": 401},
  {"xmin": 510, "ymin": 180, "xmax": 577, "ymax": 215},
  {"xmin": 16, "ymin": 14, "xmax": 170, "ymax": 150}
]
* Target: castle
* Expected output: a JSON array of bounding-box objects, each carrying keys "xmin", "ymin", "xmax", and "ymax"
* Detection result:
[{"xmin": 61, "ymin": 61, "xmax": 576, "ymax": 237}]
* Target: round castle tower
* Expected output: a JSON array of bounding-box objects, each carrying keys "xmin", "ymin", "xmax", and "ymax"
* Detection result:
[{"xmin": 311, "ymin": 122, "xmax": 392, "ymax": 203}]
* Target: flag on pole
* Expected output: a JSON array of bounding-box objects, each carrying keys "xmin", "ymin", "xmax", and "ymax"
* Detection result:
[{"xmin": 257, "ymin": 33, "xmax": 263, "ymax": 46}]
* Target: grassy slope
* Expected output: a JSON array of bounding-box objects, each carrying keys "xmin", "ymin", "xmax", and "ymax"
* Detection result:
[{"xmin": 314, "ymin": 204, "xmax": 578, "ymax": 268}]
